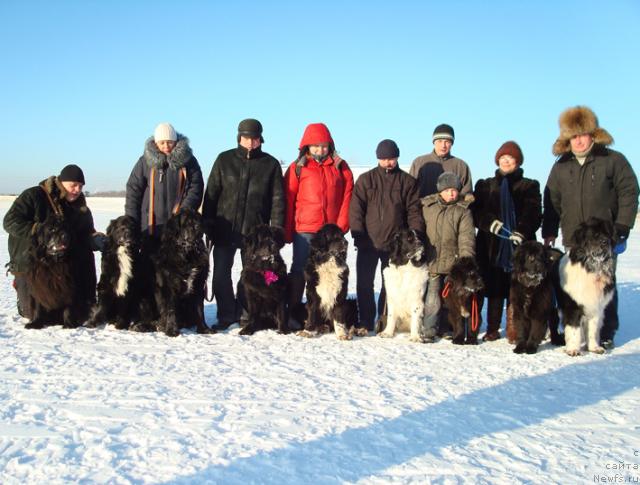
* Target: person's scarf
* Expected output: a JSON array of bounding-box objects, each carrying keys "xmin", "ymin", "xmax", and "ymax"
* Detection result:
[{"xmin": 495, "ymin": 176, "xmax": 516, "ymax": 272}]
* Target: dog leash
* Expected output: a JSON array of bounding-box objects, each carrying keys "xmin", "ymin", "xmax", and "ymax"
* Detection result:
[
  {"xmin": 441, "ymin": 281, "xmax": 480, "ymax": 332},
  {"xmin": 203, "ymin": 237, "xmax": 215, "ymax": 302}
]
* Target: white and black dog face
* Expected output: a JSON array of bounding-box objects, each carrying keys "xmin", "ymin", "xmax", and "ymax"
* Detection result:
[
  {"xmin": 243, "ymin": 224, "xmax": 285, "ymax": 266},
  {"xmin": 107, "ymin": 215, "xmax": 139, "ymax": 248},
  {"xmin": 389, "ymin": 228, "xmax": 426, "ymax": 267},
  {"xmin": 512, "ymin": 241, "xmax": 551, "ymax": 288},
  {"xmin": 309, "ymin": 224, "xmax": 348, "ymax": 263},
  {"xmin": 570, "ymin": 217, "xmax": 615, "ymax": 277}
]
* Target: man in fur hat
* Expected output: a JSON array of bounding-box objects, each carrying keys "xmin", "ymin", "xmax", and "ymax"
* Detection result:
[{"xmin": 542, "ymin": 105, "xmax": 639, "ymax": 348}]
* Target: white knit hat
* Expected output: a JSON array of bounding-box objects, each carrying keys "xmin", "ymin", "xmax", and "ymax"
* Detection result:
[{"xmin": 154, "ymin": 122, "xmax": 177, "ymax": 142}]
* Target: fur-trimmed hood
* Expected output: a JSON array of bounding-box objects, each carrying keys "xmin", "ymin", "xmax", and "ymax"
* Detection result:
[
  {"xmin": 144, "ymin": 134, "xmax": 193, "ymax": 169},
  {"xmin": 552, "ymin": 106, "xmax": 614, "ymax": 156}
]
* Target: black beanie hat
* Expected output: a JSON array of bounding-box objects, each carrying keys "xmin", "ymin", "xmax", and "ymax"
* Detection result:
[
  {"xmin": 376, "ymin": 139, "xmax": 400, "ymax": 159},
  {"xmin": 436, "ymin": 171, "xmax": 462, "ymax": 192},
  {"xmin": 237, "ymin": 118, "xmax": 264, "ymax": 142},
  {"xmin": 432, "ymin": 124, "xmax": 455, "ymax": 143},
  {"xmin": 58, "ymin": 164, "xmax": 85, "ymax": 184}
]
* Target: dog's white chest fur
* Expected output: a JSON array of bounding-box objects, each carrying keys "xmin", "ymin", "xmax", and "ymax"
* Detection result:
[
  {"xmin": 383, "ymin": 262, "xmax": 429, "ymax": 333},
  {"xmin": 316, "ymin": 257, "xmax": 344, "ymax": 317},
  {"xmin": 559, "ymin": 256, "xmax": 613, "ymax": 316},
  {"xmin": 115, "ymin": 246, "xmax": 133, "ymax": 297}
]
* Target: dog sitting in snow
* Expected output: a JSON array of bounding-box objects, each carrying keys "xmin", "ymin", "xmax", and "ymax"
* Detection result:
[
  {"xmin": 378, "ymin": 228, "xmax": 429, "ymax": 342},
  {"xmin": 442, "ymin": 256, "xmax": 484, "ymax": 345},
  {"xmin": 85, "ymin": 215, "xmax": 146, "ymax": 330},
  {"xmin": 152, "ymin": 209, "xmax": 213, "ymax": 337},
  {"xmin": 510, "ymin": 241, "xmax": 555, "ymax": 354},
  {"xmin": 299, "ymin": 224, "xmax": 356, "ymax": 340},
  {"xmin": 238, "ymin": 224, "xmax": 288, "ymax": 335},
  {"xmin": 24, "ymin": 216, "xmax": 77, "ymax": 329},
  {"xmin": 555, "ymin": 217, "xmax": 616, "ymax": 356}
]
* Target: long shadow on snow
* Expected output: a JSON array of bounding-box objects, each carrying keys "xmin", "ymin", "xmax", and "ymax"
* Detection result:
[{"xmin": 166, "ymin": 351, "xmax": 640, "ymax": 484}]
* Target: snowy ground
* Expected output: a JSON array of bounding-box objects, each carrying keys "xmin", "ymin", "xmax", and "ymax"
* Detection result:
[{"xmin": 1, "ymin": 193, "xmax": 639, "ymax": 485}]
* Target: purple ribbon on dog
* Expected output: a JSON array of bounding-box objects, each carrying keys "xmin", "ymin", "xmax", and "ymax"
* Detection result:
[{"xmin": 262, "ymin": 270, "xmax": 279, "ymax": 286}]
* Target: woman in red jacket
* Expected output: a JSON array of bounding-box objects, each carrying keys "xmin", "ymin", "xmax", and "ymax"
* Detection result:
[{"xmin": 284, "ymin": 123, "xmax": 354, "ymax": 323}]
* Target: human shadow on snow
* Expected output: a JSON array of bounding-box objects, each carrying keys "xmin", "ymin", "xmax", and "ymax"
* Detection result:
[{"xmin": 165, "ymin": 351, "xmax": 640, "ymax": 484}]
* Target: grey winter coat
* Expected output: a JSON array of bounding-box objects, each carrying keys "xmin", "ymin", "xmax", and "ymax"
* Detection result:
[
  {"xmin": 542, "ymin": 144, "xmax": 639, "ymax": 246},
  {"xmin": 202, "ymin": 145, "xmax": 284, "ymax": 246},
  {"xmin": 125, "ymin": 135, "xmax": 204, "ymax": 235},
  {"xmin": 409, "ymin": 151, "xmax": 473, "ymax": 197},
  {"xmin": 349, "ymin": 165, "xmax": 424, "ymax": 251},
  {"xmin": 421, "ymin": 193, "xmax": 475, "ymax": 275}
]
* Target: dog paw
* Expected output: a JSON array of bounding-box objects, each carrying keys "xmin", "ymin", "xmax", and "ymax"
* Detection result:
[
  {"xmin": 465, "ymin": 337, "xmax": 478, "ymax": 345},
  {"xmin": 296, "ymin": 330, "xmax": 316, "ymax": 338},
  {"xmin": 25, "ymin": 322, "xmax": 45, "ymax": 330},
  {"xmin": 337, "ymin": 334, "xmax": 352, "ymax": 341},
  {"xmin": 589, "ymin": 346, "xmax": 605, "ymax": 354},
  {"xmin": 526, "ymin": 344, "xmax": 539, "ymax": 354},
  {"xmin": 114, "ymin": 322, "xmax": 130, "ymax": 331},
  {"xmin": 565, "ymin": 348, "xmax": 582, "ymax": 357},
  {"xmin": 164, "ymin": 326, "xmax": 180, "ymax": 337},
  {"xmin": 83, "ymin": 321, "xmax": 99, "ymax": 329},
  {"xmin": 550, "ymin": 333, "xmax": 565, "ymax": 346},
  {"xmin": 378, "ymin": 331, "xmax": 394, "ymax": 338},
  {"xmin": 452, "ymin": 336, "xmax": 465, "ymax": 345},
  {"xmin": 409, "ymin": 335, "xmax": 422, "ymax": 343},
  {"xmin": 353, "ymin": 327, "xmax": 369, "ymax": 337},
  {"xmin": 513, "ymin": 343, "xmax": 526, "ymax": 354}
]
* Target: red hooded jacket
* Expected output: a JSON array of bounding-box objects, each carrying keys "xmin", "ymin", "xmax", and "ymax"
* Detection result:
[{"xmin": 284, "ymin": 155, "xmax": 354, "ymax": 242}]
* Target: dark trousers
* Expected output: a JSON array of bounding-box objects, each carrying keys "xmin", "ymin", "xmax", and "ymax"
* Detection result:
[
  {"xmin": 212, "ymin": 244, "xmax": 246, "ymax": 324},
  {"xmin": 356, "ymin": 247, "xmax": 389, "ymax": 330},
  {"xmin": 601, "ymin": 255, "xmax": 619, "ymax": 341}
]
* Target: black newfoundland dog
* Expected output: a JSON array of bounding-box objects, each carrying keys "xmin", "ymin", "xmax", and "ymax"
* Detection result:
[
  {"xmin": 510, "ymin": 241, "xmax": 556, "ymax": 354},
  {"xmin": 152, "ymin": 209, "xmax": 214, "ymax": 337},
  {"xmin": 300, "ymin": 224, "xmax": 357, "ymax": 340},
  {"xmin": 555, "ymin": 218, "xmax": 616, "ymax": 356},
  {"xmin": 443, "ymin": 256, "xmax": 484, "ymax": 345},
  {"xmin": 85, "ymin": 215, "xmax": 152, "ymax": 330},
  {"xmin": 238, "ymin": 224, "xmax": 288, "ymax": 335},
  {"xmin": 24, "ymin": 216, "xmax": 78, "ymax": 329}
]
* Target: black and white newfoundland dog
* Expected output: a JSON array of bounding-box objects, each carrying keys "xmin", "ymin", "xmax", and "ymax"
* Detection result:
[
  {"xmin": 443, "ymin": 256, "xmax": 484, "ymax": 345},
  {"xmin": 24, "ymin": 215, "xmax": 78, "ymax": 329},
  {"xmin": 510, "ymin": 241, "xmax": 555, "ymax": 354},
  {"xmin": 378, "ymin": 228, "xmax": 429, "ymax": 342},
  {"xmin": 239, "ymin": 224, "xmax": 288, "ymax": 335},
  {"xmin": 556, "ymin": 218, "xmax": 616, "ymax": 356},
  {"xmin": 85, "ymin": 215, "xmax": 147, "ymax": 330},
  {"xmin": 299, "ymin": 224, "xmax": 357, "ymax": 340},
  {"xmin": 152, "ymin": 209, "xmax": 214, "ymax": 337}
]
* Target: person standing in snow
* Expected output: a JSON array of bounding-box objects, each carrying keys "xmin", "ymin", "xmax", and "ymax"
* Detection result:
[
  {"xmin": 409, "ymin": 123, "xmax": 473, "ymax": 198},
  {"xmin": 542, "ymin": 106, "xmax": 639, "ymax": 349},
  {"xmin": 283, "ymin": 123, "xmax": 354, "ymax": 326},
  {"xmin": 349, "ymin": 139, "xmax": 424, "ymax": 332},
  {"xmin": 473, "ymin": 141, "xmax": 541, "ymax": 342},
  {"xmin": 3, "ymin": 164, "xmax": 103, "ymax": 322},
  {"xmin": 125, "ymin": 122, "xmax": 204, "ymax": 237},
  {"xmin": 202, "ymin": 119, "xmax": 285, "ymax": 329}
]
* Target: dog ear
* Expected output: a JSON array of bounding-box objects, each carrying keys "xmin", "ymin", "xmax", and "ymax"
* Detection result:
[{"xmin": 271, "ymin": 226, "xmax": 285, "ymax": 249}]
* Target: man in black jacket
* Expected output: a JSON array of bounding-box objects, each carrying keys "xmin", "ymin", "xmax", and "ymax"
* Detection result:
[
  {"xmin": 4, "ymin": 164, "xmax": 103, "ymax": 320},
  {"xmin": 202, "ymin": 119, "xmax": 285, "ymax": 328},
  {"xmin": 542, "ymin": 106, "xmax": 639, "ymax": 348},
  {"xmin": 349, "ymin": 139, "xmax": 425, "ymax": 331}
]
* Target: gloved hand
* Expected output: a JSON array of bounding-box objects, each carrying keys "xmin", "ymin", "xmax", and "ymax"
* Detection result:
[
  {"xmin": 489, "ymin": 219, "xmax": 504, "ymax": 235},
  {"xmin": 92, "ymin": 232, "xmax": 108, "ymax": 252},
  {"xmin": 614, "ymin": 224, "xmax": 629, "ymax": 255},
  {"xmin": 509, "ymin": 231, "xmax": 524, "ymax": 246}
]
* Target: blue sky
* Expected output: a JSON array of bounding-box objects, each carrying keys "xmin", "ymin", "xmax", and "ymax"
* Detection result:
[{"xmin": 1, "ymin": 0, "xmax": 638, "ymax": 194}]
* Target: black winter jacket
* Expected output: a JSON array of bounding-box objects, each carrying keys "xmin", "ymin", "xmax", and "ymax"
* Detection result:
[
  {"xmin": 542, "ymin": 145, "xmax": 638, "ymax": 246},
  {"xmin": 125, "ymin": 135, "xmax": 204, "ymax": 235},
  {"xmin": 473, "ymin": 168, "xmax": 541, "ymax": 271},
  {"xmin": 349, "ymin": 165, "xmax": 424, "ymax": 251},
  {"xmin": 202, "ymin": 145, "xmax": 285, "ymax": 246}
]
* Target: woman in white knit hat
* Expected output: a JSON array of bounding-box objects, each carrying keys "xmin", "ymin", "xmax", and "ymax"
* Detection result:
[{"xmin": 125, "ymin": 122, "xmax": 204, "ymax": 237}]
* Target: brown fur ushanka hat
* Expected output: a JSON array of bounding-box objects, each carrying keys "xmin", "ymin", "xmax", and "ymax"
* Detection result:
[{"xmin": 552, "ymin": 105, "xmax": 613, "ymax": 156}]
